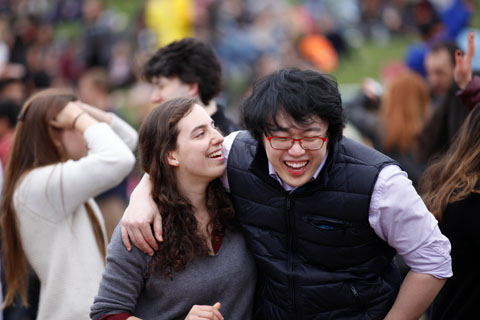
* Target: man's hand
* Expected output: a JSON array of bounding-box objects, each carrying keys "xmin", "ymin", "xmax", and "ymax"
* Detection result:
[
  {"xmin": 454, "ymin": 30, "xmax": 475, "ymax": 90},
  {"xmin": 121, "ymin": 174, "xmax": 163, "ymax": 256},
  {"xmin": 185, "ymin": 303, "xmax": 223, "ymax": 320}
]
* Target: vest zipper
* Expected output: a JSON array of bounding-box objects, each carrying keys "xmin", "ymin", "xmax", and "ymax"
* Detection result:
[
  {"xmin": 286, "ymin": 194, "xmax": 298, "ymax": 319},
  {"xmin": 351, "ymin": 284, "xmax": 359, "ymax": 297}
]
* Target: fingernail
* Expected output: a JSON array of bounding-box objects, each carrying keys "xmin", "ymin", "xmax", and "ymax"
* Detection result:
[
  {"xmin": 158, "ymin": 235, "xmax": 163, "ymax": 242},
  {"xmin": 149, "ymin": 251, "xmax": 154, "ymax": 256}
]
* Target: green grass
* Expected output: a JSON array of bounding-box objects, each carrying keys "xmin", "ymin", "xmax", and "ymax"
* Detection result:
[
  {"xmin": 53, "ymin": 1, "xmax": 143, "ymax": 42},
  {"xmin": 104, "ymin": 0, "xmax": 142, "ymax": 20},
  {"xmin": 332, "ymin": 35, "xmax": 415, "ymax": 84}
]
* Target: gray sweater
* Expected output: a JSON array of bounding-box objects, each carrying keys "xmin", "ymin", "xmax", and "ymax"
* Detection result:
[{"xmin": 90, "ymin": 225, "xmax": 256, "ymax": 320}]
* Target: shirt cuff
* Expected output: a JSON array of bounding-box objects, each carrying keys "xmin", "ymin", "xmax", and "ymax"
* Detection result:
[
  {"xmin": 99, "ymin": 312, "xmax": 132, "ymax": 320},
  {"xmin": 401, "ymin": 234, "xmax": 453, "ymax": 279},
  {"xmin": 456, "ymin": 76, "xmax": 480, "ymax": 111}
]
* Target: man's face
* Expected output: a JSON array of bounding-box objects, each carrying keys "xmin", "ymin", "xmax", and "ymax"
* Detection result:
[
  {"xmin": 425, "ymin": 49, "xmax": 454, "ymax": 97},
  {"xmin": 150, "ymin": 76, "xmax": 195, "ymax": 104},
  {"xmin": 262, "ymin": 113, "xmax": 329, "ymax": 188}
]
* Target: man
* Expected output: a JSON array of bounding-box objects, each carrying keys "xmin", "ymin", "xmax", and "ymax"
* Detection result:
[
  {"xmin": 419, "ymin": 41, "xmax": 470, "ymax": 162},
  {"xmin": 123, "ymin": 69, "xmax": 451, "ymax": 319},
  {"xmin": 424, "ymin": 41, "xmax": 458, "ymax": 106},
  {"xmin": 144, "ymin": 37, "xmax": 240, "ymax": 135},
  {"xmin": 77, "ymin": 67, "xmax": 130, "ymax": 241}
]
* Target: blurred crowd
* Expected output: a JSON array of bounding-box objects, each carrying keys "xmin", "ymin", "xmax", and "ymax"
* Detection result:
[
  {"xmin": 0, "ymin": 0, "xmax": 476, "ymax": 109},
  {"xmin": 0, "ymin": 0, "xmax": 476, "ymax": 205}
]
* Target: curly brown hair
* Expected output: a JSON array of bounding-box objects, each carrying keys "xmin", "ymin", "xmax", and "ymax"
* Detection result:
[{"xmin": 138, "ymin": 97, "xmax": 234, "ymax": 279}]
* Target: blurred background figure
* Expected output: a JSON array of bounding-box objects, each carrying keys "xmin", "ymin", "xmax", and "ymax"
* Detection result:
[
  {"xmin": 419, "ymin": 31, "xmax": 476, "ymax": 164},
  {"xmin": 1, "ymin": 89, "xmax": 137, "ymax": 319},
  {"xmin": 82, "ymin": 0, "xmax": 115, "ymax": 69},
  {"xmin": 405, "ymin": 0, "xmax": 471, "ymax": 77},
  {"xmin": 0, "ymin": 79, "xmax": 26, "ymax": 105},
  {"xmin": 424, "ymin": 41, "xmax": 458, "ymax": 107},
  {"xmin": 378, "ymin": 71, "xmax": 431, "ymax": 188},
  {"xmin": 0, "ymin": 99, "xmax": 20, "ymax": 171},
  {"xmin": 420, "ymin": 103, "xmax": 480, "ymax": 320},
  {"xmin": 78, "ymin": 67, "xmax": 131, "ymax": 240},
  {"xmin": 145, "ymin": 0, "xmax": 194, "ymax": 47},
  {"xmin": 143, "ymin": 37, "xmax": 240, "ymax": 135}
]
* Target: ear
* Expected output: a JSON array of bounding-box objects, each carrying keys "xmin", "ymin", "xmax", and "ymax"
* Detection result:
[
  {"xmin": 49, "ymin": 128, "xmax": 62, "ymax": 148},
  {"xmin": 167, "ymin": 151, "xmax": 179, "ymax": 167},
  {"xmin": 187, "ymin": 82, "xmax": 199, "ymax": 98}
]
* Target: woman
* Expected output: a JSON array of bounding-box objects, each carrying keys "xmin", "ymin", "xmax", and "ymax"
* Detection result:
[
  {"xmin": 378, "ymin": 71, "xmax": 431, "ymax": 188},
  {"xmin": 90, "ymin": 98, "xmax": 256, "ymax": 320},
  {"xmin": 1, "ymin": 88, "xmax": 137, "ymax": 319},
  {"xmin": 420, "ymin": 103, "xmax": 480, "ymax": 319}
]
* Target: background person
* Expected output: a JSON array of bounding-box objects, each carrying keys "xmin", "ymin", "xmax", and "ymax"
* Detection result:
[
  {"xmin": 377, "ymin": 71, "xmax": 431, "ymax": 188},
  {"xmin": 144, "ymin": 37, "xmax": 240, "ymax": 136},
  {"xmin": 0, "ymin": 99, "xmax": 20, "ymax": 171},
  {"xmin": 78, "ymin": 67, "xmax": 131, "ymax": 241},
  {"xmin": 1, "ymin": 89, "xmax": 137, "ymax": 319}
]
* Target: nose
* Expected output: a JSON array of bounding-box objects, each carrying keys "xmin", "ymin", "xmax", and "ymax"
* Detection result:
[
  {"xmin": 212, "ymin": 128, "xmax": 224, "ymax": 145},
  {"xmin": 288, "ymin": 140, "xmax": 306, "ymax": 157},
  {"xmin": 150, "ymin": 88, "xmax": 163, "ymax": 104}
]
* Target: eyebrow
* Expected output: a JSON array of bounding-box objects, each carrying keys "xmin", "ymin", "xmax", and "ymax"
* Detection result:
[
  {"xmin": 271, "ymin": 126, "xmax": 324, "ymax": 133},
  {"xmin": 190, "ymin": 120, "xmax": 215, "ymax": 135}
]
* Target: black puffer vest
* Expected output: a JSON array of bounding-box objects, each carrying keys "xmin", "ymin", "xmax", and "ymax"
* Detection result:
[{"xmin": 227, "ymin": 132, "xmax": 401, "ymax": 320}]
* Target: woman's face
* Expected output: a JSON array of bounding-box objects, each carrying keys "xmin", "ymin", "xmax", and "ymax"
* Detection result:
[
  {"xmin": 59, "ymin": 128, "xmax": 89, "ymax": 161},
  {"xmin": 170, "ymin": 104, "xmax": 225, "ymax": 182}
]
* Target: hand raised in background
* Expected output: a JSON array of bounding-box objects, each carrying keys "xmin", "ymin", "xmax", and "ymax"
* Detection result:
[{"xmin": 454, "ymin": 30, "xmax": 475, "ymax": 90}]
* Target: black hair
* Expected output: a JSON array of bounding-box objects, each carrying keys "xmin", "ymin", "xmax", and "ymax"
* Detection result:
[
  {"xmin": 31, "ymin": 71, "xmax": 52, "ymax": 90},
  {"xmin": 242, "ymin": 68, "xmax": 345, "ymax": 150},
  {"xmin": 143, "ymin": 38, "xmax": 222, "ymax": 105},
  {"xmin": 430, "ymin": 41, "xmax": 459, "ymax": 67},
  {"xmin": 0, "ymin": 99, "xmax": 21, "ymax": 127},
  {"xmin": 0, "ymin": 78, "xmax": 23, "ymax": 93}
]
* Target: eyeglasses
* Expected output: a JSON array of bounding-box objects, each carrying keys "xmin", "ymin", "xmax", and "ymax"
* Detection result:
[{"xmin": 266, "ymin": 136, "xmax": 327, "ymax": 150}]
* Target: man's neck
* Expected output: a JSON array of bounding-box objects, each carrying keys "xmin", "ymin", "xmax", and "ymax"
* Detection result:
[{"xmin": 203, "ymin": 100, "xmax": 218, "ymax": 116}]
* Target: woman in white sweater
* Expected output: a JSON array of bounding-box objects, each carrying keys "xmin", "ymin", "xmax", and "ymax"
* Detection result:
[{"xmin": 1, "ymin": 88, "xmax": 137, "ymax": 319}]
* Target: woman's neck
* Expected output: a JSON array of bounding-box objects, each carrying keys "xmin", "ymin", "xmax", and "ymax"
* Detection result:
[{"xmin": 176, "ymin": 176, "xmax": 209, "ymax": 221}]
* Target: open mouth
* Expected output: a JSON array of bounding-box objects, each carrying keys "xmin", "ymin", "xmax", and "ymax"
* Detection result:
[
  {"xmin": 284, "ymin": 160, "xmax": 308, "ymax": 169},
  {"xmin": 207, "ymin": 150, "xmax": 223, "ymax": 158}
]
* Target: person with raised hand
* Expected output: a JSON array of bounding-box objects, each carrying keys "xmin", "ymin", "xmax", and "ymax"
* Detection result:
[
  {"xmin": 455, "ymin": 30, "xmax": 480, "ymax": 110},
  {"xmin": 90, "ymin": 98, "xmax": 255, "ymax": 320},
  {"xmin": 1, "ymin": 88, "xmax": 137, "ymax": 319}
]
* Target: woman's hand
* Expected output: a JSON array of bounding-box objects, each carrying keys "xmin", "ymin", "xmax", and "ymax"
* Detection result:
[
  {"xmin": 50, "ymin": 101, "xmax": 84, "ymax": 129},
  {"xmin": 185, "ymin": 303, "xmax": 223, "ymax": 320},
  {"xmin": 50, "ymin": 100, "xmax": 98, "ymax": 133},
  {"xmin": 78, "ymin": 101, "xmax": 113, "ymax": 124}
]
